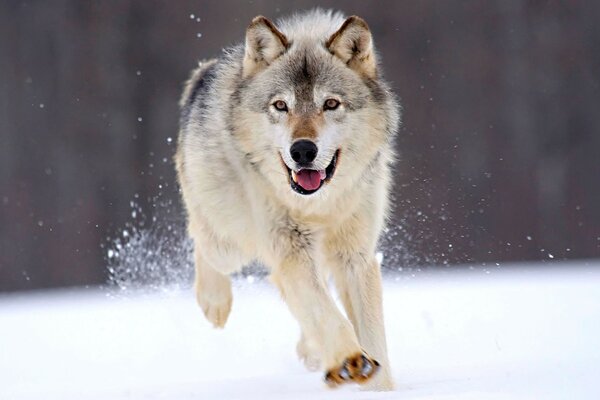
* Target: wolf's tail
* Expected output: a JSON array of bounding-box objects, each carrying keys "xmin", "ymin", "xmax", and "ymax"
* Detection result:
[{"xmin": 179, "ymin": 59, "xmax": 218, "ymax": 108}]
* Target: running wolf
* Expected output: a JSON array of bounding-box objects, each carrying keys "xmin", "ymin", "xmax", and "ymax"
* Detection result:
[{"xmin": 175, "ymin": 9, "xmax": 400, "ymax": 390}]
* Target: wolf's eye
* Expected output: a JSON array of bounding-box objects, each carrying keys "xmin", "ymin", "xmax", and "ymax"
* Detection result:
[
  {"xmin": 323, "ymin": 98, "xmax": 340, "ymax": 111},
  {"xmin": 273, "ymin": 100, "xmax": 288, "ymax": 112}
]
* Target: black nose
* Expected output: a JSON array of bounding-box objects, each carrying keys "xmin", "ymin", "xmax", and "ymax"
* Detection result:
[{"xmin": 290, "ymin": 140, "xmax": 318, "ymax": 164}]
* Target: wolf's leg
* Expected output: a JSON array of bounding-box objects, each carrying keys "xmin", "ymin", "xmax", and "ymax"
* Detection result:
[
  {"xmin": 331, "ymin": 256, "xmax": 394, "ymax": 391},
  {"xmin": 271, "ymin": 258, "xmax": 379, "ymax": 387},
  {"xmin": 193, "ymin": 244, "xmax": 233, "ymax": 329},
  {"xmin": 296, "ymin": 331, "xmax": 321, "ymax": 371}
]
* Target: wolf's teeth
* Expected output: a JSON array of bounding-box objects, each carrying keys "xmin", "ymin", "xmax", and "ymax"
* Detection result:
[
  {"xmin": 291, "ymin": 170, "xmax": 298, "ymax": 183},
  {"xmin": 318, "ymin": 170, "xmax": 326, "ymax": 180}
]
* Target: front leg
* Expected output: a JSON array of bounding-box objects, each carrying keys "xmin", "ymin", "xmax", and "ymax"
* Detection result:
[
  {"xmin": 330, "ymin": 255, "xmax": 393, "ymax": 390},
  {"xmin": 270, "ymin": 255, "xmax": 380, "ymax": 387}
]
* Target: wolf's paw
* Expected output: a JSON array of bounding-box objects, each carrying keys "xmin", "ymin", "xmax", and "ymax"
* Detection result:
[
  {"xmin": 195, "ymin": 275, "xmax": 232, "ymax": 329},
  {"xmin": 324, "ymin": 353, "xmax": 380, "ymax": 388},
  {"xmin": 198, "ymin": 293, "xmax": 232, "ymax": 329},
  {"xmin": 296, "ymin": 335, "xmax": 321, "ymax": 371}
]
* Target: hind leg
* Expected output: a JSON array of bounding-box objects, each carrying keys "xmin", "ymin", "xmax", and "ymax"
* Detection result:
[{"xmin": 296, "ymin": 331, "xmax": 321, "ymax": 371}]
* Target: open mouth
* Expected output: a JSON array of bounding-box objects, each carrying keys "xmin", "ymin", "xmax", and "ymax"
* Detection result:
[{"xmin": 284, "ymin": 150, "xmax": 340, "ymax": 195}]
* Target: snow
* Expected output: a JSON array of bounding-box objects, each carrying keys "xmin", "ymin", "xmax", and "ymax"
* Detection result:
[{"xmin": 1, "ymin": 262, "xmax": 599, "ymax": 399}]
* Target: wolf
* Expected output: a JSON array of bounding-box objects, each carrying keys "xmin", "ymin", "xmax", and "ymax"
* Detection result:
[{"xmin": 175, "ymin": 9, "xmax": 400, "ymax": 390}]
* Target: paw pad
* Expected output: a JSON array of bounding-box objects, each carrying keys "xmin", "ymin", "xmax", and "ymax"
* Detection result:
[{"xmin": 324, "ymin": 352, "xmax": 380, "ymax": 388}]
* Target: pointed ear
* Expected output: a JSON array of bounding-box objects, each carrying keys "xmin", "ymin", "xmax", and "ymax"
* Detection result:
[
  {"xmin": 243, "ymin": 16, "xmax": 289, "ymax": 78},
  {"xmin": 326, "ymin": 16, "xmax": 377, "ymax": 78}
]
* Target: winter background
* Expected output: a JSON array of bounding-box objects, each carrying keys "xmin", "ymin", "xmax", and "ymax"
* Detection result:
[{"xmin": 1, "ymin": 1, "xmax": 599, "ymax": 399}]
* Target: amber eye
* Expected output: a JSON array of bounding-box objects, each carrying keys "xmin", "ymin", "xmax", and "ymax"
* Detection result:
[
  {"xmin": 273, "ymin": 100, "xmax": 288, "ymax": 112},
  {"xmin": 323, "ymin": 98, "xmax": 340, "ymax": 111}
]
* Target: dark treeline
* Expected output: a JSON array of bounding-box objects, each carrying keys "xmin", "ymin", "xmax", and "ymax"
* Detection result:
[{"xmin": 1, "ymin": 0, "xmax": 599, "ymax": 291}]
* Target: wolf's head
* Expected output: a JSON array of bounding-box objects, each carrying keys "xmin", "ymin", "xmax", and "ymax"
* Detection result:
[{"xmin": 232, "ymin": 10, "xmax": 399, "ymax": 202}]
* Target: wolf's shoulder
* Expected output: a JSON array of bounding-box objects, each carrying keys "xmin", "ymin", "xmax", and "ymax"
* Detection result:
[
  {"xmin": 179, "ymin": 59, "xmax": 220, "ymax": 109},
  {"xmin": 179, "ymin": 45, "xmax": 246, "ymax": 126}
]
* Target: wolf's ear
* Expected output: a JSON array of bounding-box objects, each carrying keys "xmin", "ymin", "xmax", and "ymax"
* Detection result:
[
  {"xmin": 326, "ymin": 16, "xmax": 376, "ymax": 78},
  {"xmin": 243, "ymin": 16, "xmax": 289, "ymax": 78}
]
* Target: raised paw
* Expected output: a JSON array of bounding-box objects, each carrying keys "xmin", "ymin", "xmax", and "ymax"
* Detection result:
[
  {"xmin": 198, "ymin": 292, "xmax": 232, "ymax": 329},
  {"xmin": 195, "ymin": 272, "xmax": 232, "ymax": 329},
  {"xmin": 324, "ymin": 352, "xmax": 380, "ymax": 388}
]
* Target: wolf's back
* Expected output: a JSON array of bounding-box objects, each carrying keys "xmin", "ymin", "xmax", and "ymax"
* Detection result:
[
  {"xmin": 179, "ymin": 59, "xmax": 219, "ymax": 108},
  {"xmin": 178, "ymin": 59, "xmax": 222, "ymax": 132}
]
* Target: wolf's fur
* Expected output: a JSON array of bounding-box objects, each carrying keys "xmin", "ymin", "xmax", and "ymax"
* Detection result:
[{"xmin": 175, "ymin": 9, "xmax": 400, "ymax": 390}]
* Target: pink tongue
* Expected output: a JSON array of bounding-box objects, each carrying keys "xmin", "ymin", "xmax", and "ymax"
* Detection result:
[{"xmin": 296, "ymin": 169, "xmax": 322, "ymax": 191}]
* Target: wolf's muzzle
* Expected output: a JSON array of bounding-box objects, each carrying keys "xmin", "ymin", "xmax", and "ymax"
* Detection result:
[
  {"xmin": 282, "ymin": 149, "xmax": 340, "ymax": 196},
  {"xmin": 290, "ymin": 140, "xmax": 318, "ymax": 165}
]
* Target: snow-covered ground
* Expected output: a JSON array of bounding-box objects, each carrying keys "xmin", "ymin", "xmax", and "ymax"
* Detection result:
[{"xmin": 1, "ymin": 262, "xmax": 599, "ymax": 399}]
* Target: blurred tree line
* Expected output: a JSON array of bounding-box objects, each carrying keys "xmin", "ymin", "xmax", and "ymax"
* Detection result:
[{"xmin": 1, "ymin": 0, "xmax": 599, "ymax": 291}]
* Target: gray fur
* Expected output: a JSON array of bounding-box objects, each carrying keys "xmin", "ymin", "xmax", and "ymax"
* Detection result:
[{"xmin": 175, "ymin": 9, "xmax": 401, "ymax": 391}]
